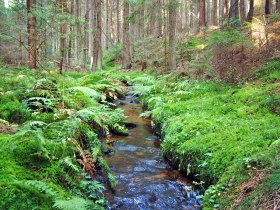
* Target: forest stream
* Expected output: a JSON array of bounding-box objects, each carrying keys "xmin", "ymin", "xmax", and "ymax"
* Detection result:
[{"xmin": 103, "ymin": 92, "xmax": 202, "ymax": 210}]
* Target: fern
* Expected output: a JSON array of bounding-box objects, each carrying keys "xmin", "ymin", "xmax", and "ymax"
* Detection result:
[
  {"xmin": 53, "ymin": 197, "xmax": 95, "ymax": 210},
  {"xmin": 60, "ymin": 156, "xmax": 80, "ymax": 173},
  {"xmin": 14, "ymin": 180, "xmax": 58, "ymax": 197},
  {"xmin": 68, "ymin": 87, "xmax": 101, "ymax": 101},
  {"xmin": 139, "ymin": 111, "xmax": 152, "ymax": 118}
]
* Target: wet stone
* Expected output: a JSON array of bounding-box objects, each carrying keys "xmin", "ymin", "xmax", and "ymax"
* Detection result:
[{"xmin": 145, "ymin": 136, "xmax": 158, "ymax": 141}]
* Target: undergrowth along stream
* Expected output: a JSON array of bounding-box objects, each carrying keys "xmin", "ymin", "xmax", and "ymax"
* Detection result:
[
  {"xmin": 99, "ymin": 62, "xmax": 280, "ymax": 209},
  {"xmin": 0, "ymin": 60, "xmax": 279, "ymax": 209},
  {"xmin": 0, "ymin": 66, "xmax": 130, "ymax": 209}
]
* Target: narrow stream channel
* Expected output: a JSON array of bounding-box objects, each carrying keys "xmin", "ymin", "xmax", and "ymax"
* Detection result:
[{"xmin": 104, "ymin": 93, "xmax": 202, "ymax": 210}]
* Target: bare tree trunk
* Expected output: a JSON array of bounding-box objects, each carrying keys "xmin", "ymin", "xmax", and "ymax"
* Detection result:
[
  {"xmin": 27, "ymin": 0, "xmax": 37, "ymax": 69},
  {"xmin": 247, "ymin": 0, "xmax": 254, "ymax": 21},
  {"xmin": 224, "ymin": 0, "xmax": 229, "ymax": 18},
  {"xmin": 68, "ymin": 0, "xmax": 74, "ymax": 65},
  {"xmin": 265, "ymin": 0, "xmax": 271, "ymax": 14},
  {"xmin": 117, "ymin": 0, "xmax": 120, "ymax": 43},
  {"xmin": 91, "ymin": 0, "xmax": 101, "ymax": 72},
  {"xmin": 229, "ymin": 0, "xmax": 239, "ymax": 18},
  {"xmin": 212, "ymin": 0, "xmax": 217, "ymax": 25},
  {"xmin": 168, "ymin": 0, "xmax": 177, "ymax": 71},
  {"xmin": 122, "ymin": 0, "xmax": 131, "ymax": 69},
  {"xmin": 276, "ymin": 0, "xmax": 280, "ymax": 12},
  {"xmin": 155, "ymin": 0, "xmax": 163, "ymax": 37},
  {"xmin": 59, "ymin": 0, "xmax": 66, "ymax": 73},
  {"xmin": 199, "ymin": 0, "xmax": 206, "ymax": 27},
  {"xmin": 240, "ymin": 0, "xmax": 246, "ymax": 22},
  {"xmin": 106, "ymin": 0, "xmax": 109, "ymax": 49}
]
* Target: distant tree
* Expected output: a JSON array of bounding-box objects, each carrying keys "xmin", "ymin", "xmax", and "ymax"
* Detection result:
[
  {"xmin": 199, "ymin": 0, "xmax": 206, "ymax": 27},
  {"xmin": 122, "ymin": 0, "xmax": 131, "ymax": 69},
  {"xmin": 27, "ymin": 0, "xmax": 37, "ymax": 69},
  {"xmin": 168, "ymin": 0, "xmax": 177, "ymax": 71},
  {"xmin": 229, "ymin": 0, "xmax": 239, "ymax": 19}
]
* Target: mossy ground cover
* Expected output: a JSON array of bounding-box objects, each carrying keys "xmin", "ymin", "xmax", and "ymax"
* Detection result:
[
  {"xmin": 100, "ymin": 61, "xmax": 280, "ymax": 209},
  {"xmin": 0, "ymin": 66, "xmax": 129, "ymax": 209}
]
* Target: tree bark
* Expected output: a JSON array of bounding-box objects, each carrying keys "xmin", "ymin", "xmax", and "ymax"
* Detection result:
[
  {"xmin": 276, "ymin": 0, "xmax": 280, "ymax": 12},
  {"xmin": 59, "ymin": 0, "xmax": 66, "ymax": 73},
  {"xmin": 247, "ymin": 0, "xmax": 254, "ymax": 21},
  {"xmin": 240, "ymin": 0, "xmax": 246, "ymax": 22},
  {"xmin": 27, "ymin": 0, "xmax": 37, "ymax": 69},
  {"xmin": 122, "ymin": 0, "xmax": 131, "ymax": 69},
  {"xmin": 168, "ymin": 0, "xmax": 177, "ymax": 71},
  {"xmin": 116, "ymin": 0, "xmax": 120, "ymax": 43},
  {"xmin": 212, "ymin": 0, "xmax": 217, "ymax": 25},
  {"xmin": 265, "ymin": 0, "xmax": 270, "ymax": 14},
  {"xmin": 229, "ymin": 0, "xmax": 239, "ymax": 18},
  {"xmin": 91, "ymin": 0, "xmax": 102, "ymax": 72},
  {"xmin": 155, "ymin": 0, "xmax": 162, "ymax": 37},
  {"xmin": 199, "ymin": 0, "xmax": 206, "ymax": 27}
]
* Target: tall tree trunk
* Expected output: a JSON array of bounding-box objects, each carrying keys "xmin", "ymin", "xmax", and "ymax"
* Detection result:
[
  {"xmin": 122, "ymin": 0, "xmax": 131, "ymax": 69},
  {"xmin": 199, "ymin": 0, "xmax": 206, "ymax": 27},
  {"xmin": 265, "ymin": 0, "xmax": 270, "ymax": 14},
  {"xmin": 68, "ymin": 0, "xmax": 74, "ymax": 65},
  {"xmin": 229, "ymin": 0, "xmax": 239, "ymax": 18},
  {"xmin": 224, "ymin": 0, "xmax": 229, "ymax": 18},
  {"xmin": 116, "ymin": 0, "xmax": 120, "ymax": 43},
  {"xmin": 105, "ymin": 0, "xmax": 109, "ymax": 49},
  {"xmin": 276, "ymin": 0, "xmax": 280, "ymax": 12},
  {"xmin": 27, "ymin": 0, "xmax": 37, "ymax": 69},
  {"xmin": 212, "ymin": 0, "xmax": 217, "ymax": 25},
  {"xmin": 247, "ymin": 0, "xmax": 254, "ymax": 21},
  {"xmin": 59, "ymin": 0, "xmax": 66, "ymax": 73},
  {"xmin": 240, "ymin": 0, "xmax": 246, "ymax": 22},
  {"xmin": 155, "ymin": 0, "xmax": 162, "ymax": 37},
  {"xmin": 168, "ymin": 0, "xmax": 177, "ymax": 71},
  {"xmin": 91, "ymin": 0, "xmax": 101, "ymax": 72}
]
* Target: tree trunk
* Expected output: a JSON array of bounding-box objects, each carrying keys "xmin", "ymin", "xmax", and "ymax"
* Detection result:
[
  {"xmin": 199, "ymin": 0, "xmax": 206, "ymax": 27},
  {"xmin": 240, "ymin": 0, "xmax": 246, "ymax": 22},
  {"xmin": 27, "ymin": 0, "xmax": 37, "ymax": 69},
  {"xmin": 276, "ymin": 0, "xmax": 280, "ymax": 12},
  {"xmin": 168, "ymin": 0, "xmax": 177, "ymax": 71},
  {"xmin": 212, "ymin": 0, "xmax": 217, "ymax": 25},
  {"xmin": 155, "ymin": 0, "xmax": 162, "ymax": 37},
  {"xmin": 91, "ymin": 0, "xmax": 101, "ymax": 72},
  {"xmin": 229, "ymin": 0, "xmax": 239, "ymax": 18},
  {"xmin": 116, "ymin": 0, "xmax": 120, "ymax": 43},
  {"xmin": 59, "ymin": 0, "xmax": 66, "ymax": 73},
  {"xmin": 265, "ymin": 0, "xmax": 270, "ymax": 14},
  {"xmin": 68, "ymin": 0, "xmax": 74, "ymax": 65},
  {"xmin": 105, "ymin": 0, "xmax": 109, "ymax": 49},
  {"xmin": 247, "ymin": 0, "xmax": 254, "ymax": 21},
  {"xmin": 122, "ymin": 0, "xmax": 131, "ymax": 69}
]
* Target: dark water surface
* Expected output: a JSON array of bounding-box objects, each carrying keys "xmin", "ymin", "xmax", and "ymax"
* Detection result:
[{"xmin": 104, "ymin": 94, "xmax": 202, "ymax": 210}]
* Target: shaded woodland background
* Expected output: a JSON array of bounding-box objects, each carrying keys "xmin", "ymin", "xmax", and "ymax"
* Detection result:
[{"xmin": 0, "ymin": 0, "xmax": 279, "ymax": 75}]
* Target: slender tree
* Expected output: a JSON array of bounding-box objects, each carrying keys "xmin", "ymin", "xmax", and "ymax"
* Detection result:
[
  {"xmin": 122, "ymin": 0, "xmax": 131, "ymax": 69},
  {"xmin": 27, "ymin": 0, "xmax": 37, "ymax": 69},
  {"xmin": 229, "ymin": 0, "xmax": 239, "ymax": 18},
  {"xmin": 247, "ymin": 0, "xmax": 254, "ymax": 21},
  {"xmin": 168, "ymin": 0, "xmax": 177, "ymax": 71},
  {"xmin": 59, "ymin": 0, "xmax": 66, "ymax": 73},
  {"xmin": 199, "ymin": 0, "xmax": 206, "ymax": 27}
]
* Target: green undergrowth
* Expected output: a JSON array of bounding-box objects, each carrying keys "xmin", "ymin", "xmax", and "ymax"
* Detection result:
[
  {"xmin": 102, "ymin": 60, "xmax": 280, "ymax": 209},
  {"xmin": 0, "ymin": 66, "xmax": 129, "ymax": 209}
]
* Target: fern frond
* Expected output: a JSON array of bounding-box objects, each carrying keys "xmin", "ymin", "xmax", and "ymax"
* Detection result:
[
  {"xmin": 53, "ymin": 196, "xmax": 93, "ymax": 210},
  {"xmin": 14, "ymin": 180, "xmax": 58, "ymax": 197}
]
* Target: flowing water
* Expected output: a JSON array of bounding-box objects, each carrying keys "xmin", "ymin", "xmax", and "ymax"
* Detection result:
[{"xmin": 104, "ymin": 93, "xmax": 202, "ymax": 210}]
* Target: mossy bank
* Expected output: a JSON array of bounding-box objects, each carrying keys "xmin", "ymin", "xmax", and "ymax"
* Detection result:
[{"xmin": 0, "ymin": 66, "xmax": 129, "ymax": 209}]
